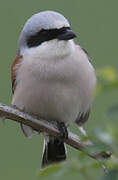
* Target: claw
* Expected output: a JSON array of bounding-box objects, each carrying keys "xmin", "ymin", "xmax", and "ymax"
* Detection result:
[{"xmin": 57, "ymin": 122, "xmax": 68, "ymax": 140}]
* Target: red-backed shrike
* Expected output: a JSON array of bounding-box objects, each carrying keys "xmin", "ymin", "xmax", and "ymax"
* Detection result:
[{"xmin": 11, "ymin": 11, "xmax": 96, "ymax": 167}]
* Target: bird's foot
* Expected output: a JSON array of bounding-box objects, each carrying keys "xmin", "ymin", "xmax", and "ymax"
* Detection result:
[{"xmin": 57, "ymin": 122, "xmax": 68, "ymax": 143}]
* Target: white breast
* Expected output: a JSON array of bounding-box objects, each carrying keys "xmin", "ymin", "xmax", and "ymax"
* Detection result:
[{"xmin": 12, "ymin": 41, "xmax": 96, "ymax": 125}]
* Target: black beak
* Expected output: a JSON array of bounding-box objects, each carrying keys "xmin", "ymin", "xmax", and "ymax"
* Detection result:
[{"xmin": 57, "ymin": 29, "xmax": 77, "ymax": 40}]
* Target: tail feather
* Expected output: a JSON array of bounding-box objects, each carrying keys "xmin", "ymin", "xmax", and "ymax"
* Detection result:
[
  {"xmin": 20, "ymin": 123, "xmax": 34, "ymax": 138},
  {"xmin": 41, "ymin": 137, "xmax": 66, "ymax": 168}
]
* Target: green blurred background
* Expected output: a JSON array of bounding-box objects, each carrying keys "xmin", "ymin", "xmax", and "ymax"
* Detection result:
[{"xmin": 0, "ymin": 0, "xmax": 118, "ymax": 179}]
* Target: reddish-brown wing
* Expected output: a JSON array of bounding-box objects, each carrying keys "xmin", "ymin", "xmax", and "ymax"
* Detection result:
[{"xmin": 11, "ymin": 55, "xmax": 22, "ymax": 93}]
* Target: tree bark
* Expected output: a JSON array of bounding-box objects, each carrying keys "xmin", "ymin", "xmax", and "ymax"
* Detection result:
[{"xmin": 0, "ymin": 103, "xmax": 111, "ymax": 161}]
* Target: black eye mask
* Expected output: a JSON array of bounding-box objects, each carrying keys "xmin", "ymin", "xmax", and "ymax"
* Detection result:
[{"xmin": 27, "ymin": 27, "xmax": 71, "ymax": 48}]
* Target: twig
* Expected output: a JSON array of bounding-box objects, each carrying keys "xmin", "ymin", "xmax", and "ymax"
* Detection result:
[{"xmin": 0, "ymin": 103, "xmax": 111, "ymax": 161}]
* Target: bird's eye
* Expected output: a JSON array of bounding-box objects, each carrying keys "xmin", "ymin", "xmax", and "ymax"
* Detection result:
[
  {"xmin": 40, "ymin": 29, "xmax": 48, "ymax": 36},
  {"xmin": 61, "ymin": 27, "xmax": 67, "ymax": 33}
]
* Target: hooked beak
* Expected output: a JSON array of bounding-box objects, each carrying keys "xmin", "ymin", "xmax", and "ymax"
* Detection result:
[{"xmin": 57, "ymin": 29, "xmax": 77, "ymax": 40}]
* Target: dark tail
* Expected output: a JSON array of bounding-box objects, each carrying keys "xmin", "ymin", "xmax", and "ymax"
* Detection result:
[{"xmin": 41, "ymin": 136, "xmax": 66, "ymax": 168}]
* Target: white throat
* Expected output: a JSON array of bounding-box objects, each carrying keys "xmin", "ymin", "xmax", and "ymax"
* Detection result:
[{"xmin": 20, "ymin": 39, "xmax": 75, "ymax": 60}]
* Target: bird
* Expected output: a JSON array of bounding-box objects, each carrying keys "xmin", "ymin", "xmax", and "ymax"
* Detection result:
[{"xmin": 11, "ymin": 10, "xmax": 96, "ymax": 168}]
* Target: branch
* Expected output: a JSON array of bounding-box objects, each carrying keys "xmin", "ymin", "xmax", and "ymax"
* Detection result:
[{"xmin": 0, "ymin": 103, "xmax": 111, "ymax": 161}]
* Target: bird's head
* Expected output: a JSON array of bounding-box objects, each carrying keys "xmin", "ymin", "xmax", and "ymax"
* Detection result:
[{"xmin": 18, "ymin": 11, "xmax": 77, "ymax": 58}]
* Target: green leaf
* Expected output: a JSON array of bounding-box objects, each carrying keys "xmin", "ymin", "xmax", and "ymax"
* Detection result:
[
  {"xmin": 97, "ymin": 67, "xmax": 118, "ymax": 82},
  {"xmin": 101, "ymin": 169, "xmax": 118, "ymax": 180},
  {"xmin": 108, "ymin": 104, "xmax": 118, "ymax": 115},
  {"xmin": 39, "ymin": 163, "xmax": 61, "ymax": 177}
]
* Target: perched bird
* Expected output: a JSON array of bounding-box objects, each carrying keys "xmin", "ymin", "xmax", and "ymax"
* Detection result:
[{"xmin": 11, "ymin": 11, "xmax": 96, "ymax": 168}]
